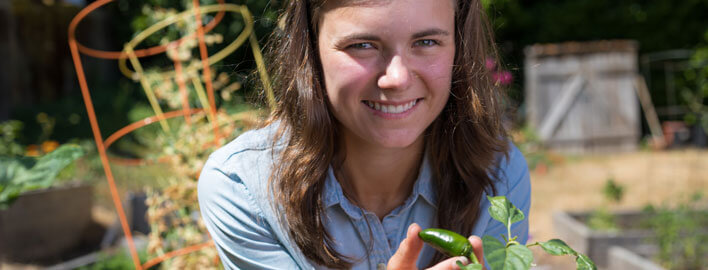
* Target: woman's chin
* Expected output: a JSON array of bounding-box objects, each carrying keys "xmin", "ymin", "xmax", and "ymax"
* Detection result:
[{"xmin": 369, "ymin": 134, "xmax": 423, "ymax": 150}]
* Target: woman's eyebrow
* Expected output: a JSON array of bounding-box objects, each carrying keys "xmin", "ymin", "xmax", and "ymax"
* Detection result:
[
  {"xmin": 412, "ymin": 28, "xmax": 450, "ymax": 39},
  {"xmin": 335, "ymin": 28, "xmax": 449, "ymax": 44},
  {"xmin": 338, "ymin": 33, "xmax": 381, "ymax": 42}
]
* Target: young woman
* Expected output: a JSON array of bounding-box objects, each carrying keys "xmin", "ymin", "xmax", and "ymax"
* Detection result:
[{"xmin": 198, "ymin": 0, "xmax": 531, "ymax": 269}]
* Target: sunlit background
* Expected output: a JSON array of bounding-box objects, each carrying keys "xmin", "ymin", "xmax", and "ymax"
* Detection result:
[{"xmin": 1, "ymin": 0, "xmax": 706, "ymax": 269}]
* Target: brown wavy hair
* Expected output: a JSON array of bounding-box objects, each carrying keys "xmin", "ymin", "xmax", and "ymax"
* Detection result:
[{"xmin": 262, "ymin": 0, "xmax": 509, "ymax": 268}]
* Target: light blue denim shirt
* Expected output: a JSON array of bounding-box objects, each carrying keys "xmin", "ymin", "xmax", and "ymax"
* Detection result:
[{"xmin": 198, "ymin": 125, "xmax": 531, "ymax": 269}]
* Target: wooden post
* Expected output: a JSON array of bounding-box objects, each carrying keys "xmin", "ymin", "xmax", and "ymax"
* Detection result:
[{"xmin": 634, "ymin": 75, "xmax": 666, "ymax": 147}]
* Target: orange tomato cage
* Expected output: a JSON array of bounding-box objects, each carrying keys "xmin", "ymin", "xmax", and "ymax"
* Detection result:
[{"xmin": 67, "ymin": 0, "xmax": 272, "ymax": 268}]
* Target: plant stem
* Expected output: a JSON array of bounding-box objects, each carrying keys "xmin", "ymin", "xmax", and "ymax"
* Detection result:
[
  {"xmin": 469, "ymin": 251, "xmax": 480, "ymax": 265},
  {"xmin": 507, "ymin": 217, "xmax": 513, "ymax": 242},
  {"xmin": 506, "ymin": 240, "xmax": 520, "ymax": 248}
]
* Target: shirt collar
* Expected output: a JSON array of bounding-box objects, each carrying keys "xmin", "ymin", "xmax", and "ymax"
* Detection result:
[{"xmin": 322, "ymin": 153, "xmax": 437, "ymax": 220}]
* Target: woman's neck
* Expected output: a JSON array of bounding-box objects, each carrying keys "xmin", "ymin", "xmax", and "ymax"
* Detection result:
[{"xmin": 335, "ymin": 134, "xmax": 425, "ymax": 220}]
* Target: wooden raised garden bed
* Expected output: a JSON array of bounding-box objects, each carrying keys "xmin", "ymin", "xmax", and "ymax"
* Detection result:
[
  {"xmin": 0, "ymin": 183, "xmax": 93, "ymax": 262},
  {"xmin": 608, "ymin": 245, "xmax": 664, "ymax": 270},
  {"xmin": 552, "ymin": 210, "xmax": 655, "ymax": 268}
]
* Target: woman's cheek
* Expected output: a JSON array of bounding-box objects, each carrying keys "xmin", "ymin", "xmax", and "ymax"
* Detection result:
[
  {"xmin": 424, "ymin": 62, "xmax": 454, "ymax": 89},
  {"xmin": 328, "ymin": 62, "xmax": 376, "ymax": 96}
]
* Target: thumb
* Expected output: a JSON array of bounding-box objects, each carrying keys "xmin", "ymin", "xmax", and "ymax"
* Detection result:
[
  {"xmin": 388, "ymin": 223, "xmax": 424, "ymax": 269},
  {"xmin": 468, "ymin": 235, "xmax": 485, "ymax": 268}
]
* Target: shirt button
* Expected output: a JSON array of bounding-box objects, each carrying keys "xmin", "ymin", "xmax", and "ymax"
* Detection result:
[{"xmin": 377, "ymin": 263, "xmax": 387, "ymax": 270}]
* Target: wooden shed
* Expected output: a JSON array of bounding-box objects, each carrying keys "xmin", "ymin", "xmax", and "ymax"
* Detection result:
[{"xmin": 524, "ymin": 40, "xmax": 641, "ymax": 153}]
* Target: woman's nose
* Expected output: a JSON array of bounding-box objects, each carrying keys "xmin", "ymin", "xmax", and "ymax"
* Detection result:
[{"xmin": 377, "ymin": 55, "xmax": 412, "ymax": 90}]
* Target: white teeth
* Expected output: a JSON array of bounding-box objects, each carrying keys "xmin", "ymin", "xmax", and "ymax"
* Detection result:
[{"xmin": 365, "ymin": 99, "xmax": 418, "ymax": 114}]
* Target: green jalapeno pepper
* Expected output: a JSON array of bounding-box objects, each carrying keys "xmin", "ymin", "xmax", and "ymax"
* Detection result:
[{"xmin": 418, "ymin": 228, "xmax": 480, "ymax": 265}]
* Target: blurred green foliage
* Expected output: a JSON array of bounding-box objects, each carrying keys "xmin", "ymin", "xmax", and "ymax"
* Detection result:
[
  {"xmin": 76, "ymin": 249, "xmax": 150, "ymax": 270},
  {"xmin": 602, "ymin": 178, "xmax": 625, "ymax": 204},
  {"xmin": 680, "ymin": 30, "xmax": 708, "ymax": 133},
  {"xmin": 0, "ymin": 144, "xmax": 84, "ymax": 209},
  {"xmin": 642, "ymin": 192, "xmax": 708, "ymax": 270},
  {"xmin": 588, "ymin": 178, "xmax": 626, "ymax": 231},
  {"xmin": 0, "ymin": 120, "xmax": 25, "ymax": 156}
]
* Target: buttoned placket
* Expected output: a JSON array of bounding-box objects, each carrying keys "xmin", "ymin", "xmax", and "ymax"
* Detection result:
[
  {"xmin": 342, "ymin": 195, "xmax": 421, "ymax": 269},
  {"xmin": 322, "ymin": 155, "xmax": 436, "ymax": 269}
]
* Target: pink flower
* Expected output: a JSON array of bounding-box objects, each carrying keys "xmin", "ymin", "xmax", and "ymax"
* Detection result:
[
  {"xmin": 492, "ymin": 70, "xmax": 513, "ymax": 85},
  {"xmin": 486, "ymin": 58, "xmax": 497, "ymax": 71}
]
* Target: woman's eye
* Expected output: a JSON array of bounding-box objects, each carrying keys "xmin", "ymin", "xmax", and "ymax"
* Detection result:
[
  {"xmin": 347, "ymin": 42, "xmax": 375, "ymax": 50},
  {"xmin": 414, "ymin": 39, "xmax": 439, "ymax": 47}
]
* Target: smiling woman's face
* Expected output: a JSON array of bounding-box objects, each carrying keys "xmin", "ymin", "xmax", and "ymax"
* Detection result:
[{"xmin": 317, "ymin": 0, "xmax": 456, "ymax": 150}]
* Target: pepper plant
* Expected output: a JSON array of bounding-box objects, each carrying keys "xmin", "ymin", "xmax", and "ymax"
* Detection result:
[{"xmin": 420, "ymin": 196, "xmax": 597, "ymax": 270}]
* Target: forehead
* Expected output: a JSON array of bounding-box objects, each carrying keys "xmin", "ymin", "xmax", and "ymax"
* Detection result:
[
  {"xmin": 318, "ymin": 0, "xmax": 456, "ymax": 32},
  {"xmin": 321, "ymin": 0, "xmax": 455, "ymax": 9},
  {"xmin": 320, "ymin": 0, "xmax": 391, "ymax": 10}
]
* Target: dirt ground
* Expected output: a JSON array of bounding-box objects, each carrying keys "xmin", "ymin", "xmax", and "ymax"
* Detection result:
[{"xmin": 529, "ymin": 148, "xmax": 708, "ymax": 269}]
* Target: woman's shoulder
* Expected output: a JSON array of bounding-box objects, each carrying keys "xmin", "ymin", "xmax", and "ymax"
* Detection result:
[
  {"xmin": 198, "ymin": 123, "xmax": 285, "ymax": 230},
  {"xmin": 197, "ymin": 124, "xmax": 314, "ymax": 269},
  {"xmin": 208, "ymin": 123, "xmax": 283, "ymax": 163},
  {"xmin": 200, "ymin": 123, "xmax": 284, "ymax": 201},
  {"xmin": 500, "ymin": 141, "xmax": 527, "ymax": 173},
  {"xmin": 492, "ymin": 141, "xmax": 530, "ymax": 196}
]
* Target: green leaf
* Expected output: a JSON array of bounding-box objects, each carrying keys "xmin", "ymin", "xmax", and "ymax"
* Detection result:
[
  {"xmin": 575, "ymin": 254, "xmax": 597, "ymax": 270},
  {"xmin": 483, "ymin": 235, "xmax": 533, "ymax": 270},
  {"xmin": 21, "ymin": 144, "xmax": 84, "ymax": 187},
  {"xmin": 488, "ymin": 196, "xmax": 525, "ymax": 228},
  {"xmin": 483, "ymin": 235, "xmax": 506, "ymax": 270},
  {"xmin": 457, "ymin": 260, "xmax": 483, "ymax": 270},
  {"xmin": 0, "ymin": 186, "xmax": 22, "ymax": 209},
  {"xmin": 0, "ymin": 156, "xmax": 34, "ymax": 185},
  {"xmin": 536, "ymin": 239, "xmax": 596, "ymax": 269},
  {"xmin": 0, "ymin": 156, "xmax": 34, "ymax": 209},
  {"xmin": 0, "ymin": 144, "xmax": 84, "ymax": 208},
  {"xmin": 538, "ymin": 239, "xmax": 577, "ymax": 256}
]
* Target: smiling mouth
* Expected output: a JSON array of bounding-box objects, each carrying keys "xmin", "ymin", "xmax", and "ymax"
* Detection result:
[{"xmin": 362, "ymin": 99, "xmax": 422, "ymax": 114}]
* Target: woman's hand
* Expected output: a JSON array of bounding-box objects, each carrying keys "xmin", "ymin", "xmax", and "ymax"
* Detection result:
[{"xmin": 387, "ymin": 223, "xmax": 485, "ymax": 270}]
